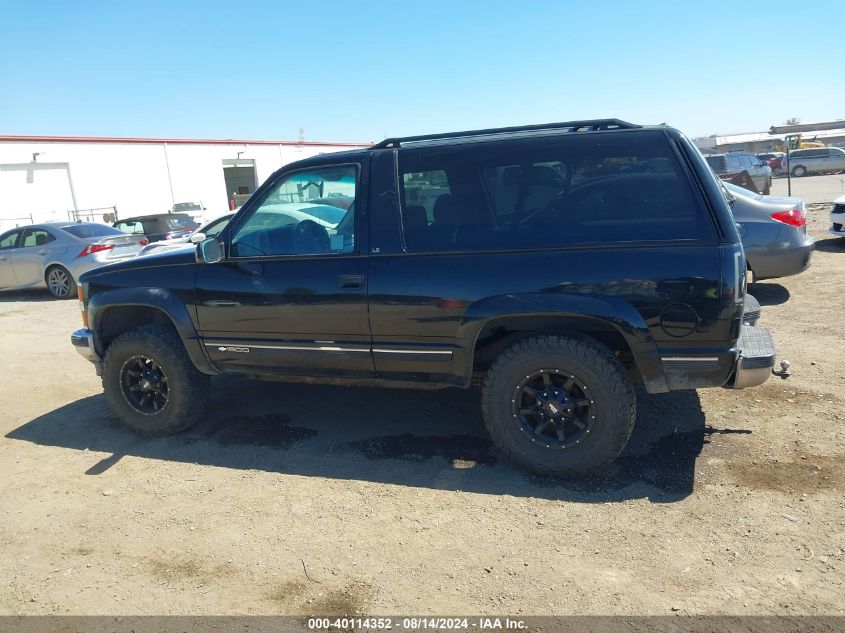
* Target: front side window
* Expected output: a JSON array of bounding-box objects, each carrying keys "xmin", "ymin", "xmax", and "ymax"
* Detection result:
[
  {"xmin": 231, "ymin": 164, "xmax": 357, "ymax": 257},
  {"xmin": 398, "ymin": 131, "xmax": 713, "ymax": 253},
  {"xmin": 0, "ymin": 230, "xmax": 20, "ymax": 250}
]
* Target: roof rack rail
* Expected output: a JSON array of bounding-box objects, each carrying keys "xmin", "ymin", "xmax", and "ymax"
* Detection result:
[{"xmin": 371, "ymin": 119, "xmax": 640, "ymax": 149}]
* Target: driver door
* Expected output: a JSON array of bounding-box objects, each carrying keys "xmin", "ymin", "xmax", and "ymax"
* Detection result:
[
  {"xmin": 0, "ymin": 229, "xmax": 22, "ymax": 288},
  {"xmin": 195, "ymin": 161, "xmax": 374, "ymax": 378}
]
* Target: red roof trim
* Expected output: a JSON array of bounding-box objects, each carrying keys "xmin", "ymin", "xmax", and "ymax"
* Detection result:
[{"xmin": 0, "ymin": 134, "xmax": 370, "ymax": 147}]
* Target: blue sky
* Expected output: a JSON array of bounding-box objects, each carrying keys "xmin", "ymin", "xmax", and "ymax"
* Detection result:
[{"xmin": 1, "ymin": 0, "xmax": 843, "ymax": 142}]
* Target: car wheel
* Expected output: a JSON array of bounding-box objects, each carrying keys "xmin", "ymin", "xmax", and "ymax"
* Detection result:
[
  {"xmin": 791, "ymin": 165, "xmax": 807, "ymax": 177},
  {"xmin": 481, "ymin": 333, "xmax": 636, "ymax": 476},
  {"xmin": 102, "ymin": 325, "xmax": 210, "ymax": 436},
  {"xmin": 45, "ymin": 265, "xmax": 77, "ymax": 299}
]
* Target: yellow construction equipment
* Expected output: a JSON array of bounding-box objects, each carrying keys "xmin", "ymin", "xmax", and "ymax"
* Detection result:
[{"xmin": 779, "ymin": 133, "xmax": 826, "ymax": 151}]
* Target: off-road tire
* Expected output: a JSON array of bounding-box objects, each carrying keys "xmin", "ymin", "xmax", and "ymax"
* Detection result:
[
  {"xmin": 102, "ymin": 325, "xmax": 210, "ymax": 436},
  {"xmin": 481, "ymin": 334, "xmax": 635, "ymax": 476},
  {"xmin": 45, "ymin": 265, "xmax": 77, "ymax": 299}
]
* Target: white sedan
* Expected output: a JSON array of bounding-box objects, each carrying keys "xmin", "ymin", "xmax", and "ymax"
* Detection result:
[{"xmin": 830, "ymin": 194, "xmax": 845, "ymax": 237}]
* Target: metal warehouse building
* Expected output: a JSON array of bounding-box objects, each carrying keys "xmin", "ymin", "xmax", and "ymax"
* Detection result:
[{"xmin": 0, "ymin": 135, "xmax": 368, "ymax": 231}]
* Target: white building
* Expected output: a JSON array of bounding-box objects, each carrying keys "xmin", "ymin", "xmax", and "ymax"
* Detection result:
[{"xmin": 0, "ymin": 134, "xmax": 369, "ymax": 231}]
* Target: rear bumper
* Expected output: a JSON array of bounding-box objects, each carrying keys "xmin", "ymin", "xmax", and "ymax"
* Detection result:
[
  {"xmin": 71, "ymin": 328, "xmax": 103, "ymax": 375},
  {"xmin": 726, "ymin": 325, "xmax": 777, "ymax": 389},
  {"xmin": 746, "ymin": 233, "xmax": 814, "ymax": 281}
]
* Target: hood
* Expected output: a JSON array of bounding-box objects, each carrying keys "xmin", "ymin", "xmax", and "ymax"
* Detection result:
[
  {"xmin": 79, "ymin": 247, "xmax": 197, "ymax": 283},
  {"xmin": 834, "ymin": 194, "xmax": 845, "ymax": 205}
]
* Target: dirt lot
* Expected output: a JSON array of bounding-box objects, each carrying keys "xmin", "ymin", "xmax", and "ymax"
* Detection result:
[{"xmin": 1, "ymin": 207, "xmax": 844, "ymax": 617}]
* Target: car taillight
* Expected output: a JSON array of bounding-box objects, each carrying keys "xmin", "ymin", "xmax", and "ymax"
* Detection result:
[
  {"xmin": 771, "ymin": 208, "xmax": 806, "ymax": 227},
  {"xmin": 139, "ymin": 238, "xmax": 150, "ymax": 246},
  {"xmin": 77, "ymin": 243, "xmax": 115, "ymax": 258}
]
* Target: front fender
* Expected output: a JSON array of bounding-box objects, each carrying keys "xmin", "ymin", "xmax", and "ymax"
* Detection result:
[
  {"xmin": 88, "ymin": 287, "xmax": 217, "ymax": 375},
  {"xmin": 457, "ymin": 292, "xmax": 669, "ymax": 393}
]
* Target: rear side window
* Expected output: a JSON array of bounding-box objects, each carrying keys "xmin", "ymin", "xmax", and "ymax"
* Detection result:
[
  {"xmin": 61, "ymin": 223, "xmax": 123, "ymax": 238},
  {"xmin": 166, "ymin": 215, "xmax": 196, "ymax": 230},
  {"xmin": 20, "ymin": 229, "xmax": 55, "ymax": 247},
  {"xmin": 115, "ymin": 221, "xmax": 145, "ymax": 235},
  {"xmin": 398, "ymin": 131, "xmax": 714, "ymax": 252}
]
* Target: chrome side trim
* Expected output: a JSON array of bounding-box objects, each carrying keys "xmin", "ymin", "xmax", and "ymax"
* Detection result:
[
  {"xmin": 372, "ymin": 349, "xmax": 453, "ymax": 355},
  {"xmin": 203, "ymin": 342, "xmax": 370, "ymax": 353},
  {"xmin": 202, "ymin": 341, "xmax": 454, "ymax": 355},
  {"xmin": 661, "ymin": 357, "xmax": 719, "ymax": 362}
]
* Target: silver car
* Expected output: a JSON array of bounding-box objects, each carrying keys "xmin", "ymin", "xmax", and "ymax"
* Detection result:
[
  {"xmin": 722, "ymin": 182, "xmax": 814, "ymax": 281},
  {"xmin": 784, "ymin": 147, "xmax": 845, "ymax": 177},
  {"xmin": 0, "ymin": 222, "xmax": 147, "ymax": 298}
]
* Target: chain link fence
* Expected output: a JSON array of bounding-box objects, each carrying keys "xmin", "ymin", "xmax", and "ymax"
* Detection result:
[{"xmin": 698, "ymin": 132, "xmax": 845, "ymax": 207}]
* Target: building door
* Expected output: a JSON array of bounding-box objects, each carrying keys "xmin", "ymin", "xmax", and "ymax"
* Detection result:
[{"xmin": 222, "ymin": 159, "xmax": 258, "ymax": 208}]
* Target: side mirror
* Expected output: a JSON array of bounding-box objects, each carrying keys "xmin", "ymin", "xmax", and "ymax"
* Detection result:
[
  {"xmin": 190, "ymin": 232, "xmax": 206, "ymax": 244},
  {"xmin": 196, "ymin": 236, "xmax": 223, "ymax": 263}
]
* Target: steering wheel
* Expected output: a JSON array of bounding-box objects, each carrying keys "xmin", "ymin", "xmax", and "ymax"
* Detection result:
[{"xmin": 293, "ymin": 220, "xmax": 330, "ymax": 254}]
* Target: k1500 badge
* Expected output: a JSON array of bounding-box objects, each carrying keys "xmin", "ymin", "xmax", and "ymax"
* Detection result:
[{"xmin": 218, "ymin": 346, "xmax": 250, "ymax": 353}]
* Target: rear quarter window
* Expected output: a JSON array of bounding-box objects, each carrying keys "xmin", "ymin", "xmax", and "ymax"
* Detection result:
[{"xmin": 398, "ymin": 130, "xmax": 715, "ymax": 253}]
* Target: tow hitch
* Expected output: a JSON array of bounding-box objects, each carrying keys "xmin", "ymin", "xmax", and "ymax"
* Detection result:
[{"xmin": 772, "ymin": 359, "xmax": 791, "ymax": 380}]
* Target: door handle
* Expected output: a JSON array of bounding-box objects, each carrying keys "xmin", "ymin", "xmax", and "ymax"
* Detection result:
[
  {"xmin": 337, "ymin": 274, "xmax": 365, "ymax": 289},
  {"xmin": 38, "ymin": 249, "xmax": 48, "ymax": 255}
]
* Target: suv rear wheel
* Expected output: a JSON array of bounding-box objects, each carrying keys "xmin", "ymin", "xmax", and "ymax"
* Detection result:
[
  {"xmin": 102, "ymin": 325, "xmax": 210, "ymax": 436},
  {"xmin": 481, "ymin": 334, "xmax": 635, "ymax": 476}
]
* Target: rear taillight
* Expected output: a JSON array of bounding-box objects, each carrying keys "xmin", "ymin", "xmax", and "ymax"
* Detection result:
[
  {"xmin": 139, "ymin": 238, "xmax": 149, "ymax": 246},
  {"xmin": 77, "ymin": 243, "xmax": 114, "ymax": 258},
  {"xmin": 771, "ymin": 208, "xmax": 806, "ymax": 227}
]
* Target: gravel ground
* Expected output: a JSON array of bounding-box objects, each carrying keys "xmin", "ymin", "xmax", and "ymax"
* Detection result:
[{"xmin": 0, "ymin": 205, "xmax": 843, "ymax": 616}]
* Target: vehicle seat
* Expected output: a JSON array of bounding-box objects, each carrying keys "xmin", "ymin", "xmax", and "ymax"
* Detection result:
[
  {"xmin": 428, "ymin": 194, "xmax": 460, "ymax": 248},
  {"xmin": 403, "ymin": 204, "xmax": 429, "ymax": 250}
]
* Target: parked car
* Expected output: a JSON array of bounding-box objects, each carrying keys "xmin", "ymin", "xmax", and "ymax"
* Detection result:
[
  {"xmin": 0, "ymin": 222, "xmax": 147, "ymax": 298},
  {"xmin": 705, "ymin": 151, "xmax": 772, "ymax": 194},
  {"xmin": 722, "ymin": 182, "xmax": 813, "ymax": 281},
  {"xmin": 138, "ymin": 213, "xmax": 235, "ymax": 256},
  {"xmin": 784, "ymin": 147, "xmax": 845, "ymax": 177},
  {"xmin": 171, "ymin": 201, "xmax": 206, "ymax": 222},
  {"xmin": 829, "ymin": 195, "xmax": 845, "ymax": 238},
  {"xmin": 757, "ymin": 151, "xmax": 785, "ymax": 176},
  {"xmin": 71, "ymin": 118, "xmax": 787, "ymax": 477},
  {"xmin": 113, "ymin": 213, "xmax": 199, "ymax": 242}
]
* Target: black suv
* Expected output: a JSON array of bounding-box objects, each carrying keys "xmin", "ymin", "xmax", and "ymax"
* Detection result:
[{"xmin": 71, "ymin": 119, "xmax": 784, "ymax": 476}]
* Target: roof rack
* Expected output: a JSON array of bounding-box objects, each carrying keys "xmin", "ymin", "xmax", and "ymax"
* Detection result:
[{"xmin": 371, "ymin": 119, "xmax": 640, "ymax": 149}]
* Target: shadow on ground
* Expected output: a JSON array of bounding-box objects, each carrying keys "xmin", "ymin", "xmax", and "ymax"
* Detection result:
[
  {"xmin": 749, "ymin": 281, "xmax": 790, "ymax": 306},
  {"xmin": 7, "ymin": 377, "xmax": 730, "ymax": 503},
  {"xmin": 0, "ymin": 288, "xmax": 56, "ymax": 303},
  {"xmin": 813, "ymin": 236, "xmax": 845, "ymax": 253}
]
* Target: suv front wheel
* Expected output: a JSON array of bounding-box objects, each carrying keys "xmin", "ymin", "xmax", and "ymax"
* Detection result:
[
  {"xmin": 102, "ymin": 325, "xmax": 210, "ymax": 436},
  {"xmin": 481, "ymin": 334, "xmax": 635, "ymax": 476}
]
